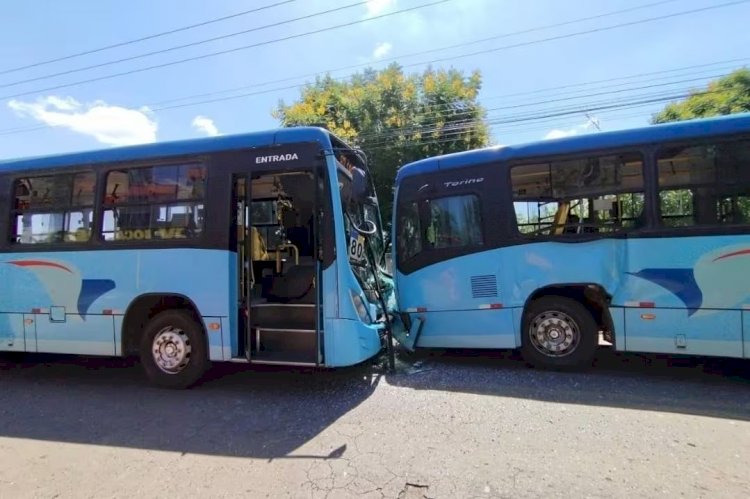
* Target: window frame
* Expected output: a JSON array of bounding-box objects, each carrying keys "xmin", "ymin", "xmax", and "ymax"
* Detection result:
[
  {"xmin": 507, "ymin": 147, "xmax": 649, "ymax": 241},
  {"xmin": 420, "ymin": 193, "xmax": 485, "ymax": 250},
  {"xmin": 3, "ymin": 155, "xmax": 213, "ymax": 252},
  {"xmin": 8, "ymin": 168, "xmax": 98, "ymax": 247},
  {"xmin": 99, "ymin": 160, "xmax": 208, "ymax": 245},
  {"xmin": 394, "ymin": 164, "xmax": 500, "ymax": 275},
  {"xmin": 396, "ymin": 192, "xmax": 486, "ymax": 269},
  {"xmin": 654, "ymin": 135, "xmax": 750, "ymax": 233}
]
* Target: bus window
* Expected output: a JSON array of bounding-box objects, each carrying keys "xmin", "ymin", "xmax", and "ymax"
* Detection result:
[
  {"xmin": 397, "ymin": 201, "xmax": 421, "ymax": 261},
  {"xmin": 511, "ymin": 153, "xmax": 644, "ymax": 236},
  {"xmin": 11, "ymin": 171, "xmax": 95, "ymax": 244},
  {"xmin": 657, "ymin": 139, "xmax": 750, "ymax": 227},
  {"xmin": 102, "ymin": 163, "xmax": 206, "ymax": 241},
  {"xmin": 396, "ymin": 194, "xmax": 483, "ymax": 267},
  {"xmin": 424, "ymin": 195, "xmax": 483, "ymax": 249}
]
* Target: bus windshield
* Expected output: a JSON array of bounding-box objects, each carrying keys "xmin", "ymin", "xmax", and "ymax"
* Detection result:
[{"xmin": 338, "ymin": 167, "xmax": 387, "ymax": 294}]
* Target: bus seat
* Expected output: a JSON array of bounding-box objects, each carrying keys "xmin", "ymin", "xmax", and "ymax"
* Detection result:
[
  {"xmin": 287, "ymin": 225, "xmax": 310, "ymax": 255},
  {"xmin": 264, "ymin": 264, "xmax": 315, "ymax": 303},
  {"xmin": 73, "ymin": 228, "xmax": 90, "ymax": 242},
  {"xmin": 552, "ymin": 202, "xmax": 570, "ymax": 235},
  {"xmin": 563, "ymin": 215, "xmax": 579, "ymax": 234},
  {"xmin": 251, "ymin": 227, "xmax": 269, "ymax": 261},
  {"xmin": 633, "ymin": 209, "xmax": 647, "ymax": 229}
]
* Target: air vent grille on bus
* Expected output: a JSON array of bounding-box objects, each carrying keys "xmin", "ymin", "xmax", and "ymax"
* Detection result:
[{"xmin": 471, "ymin": 275, "xmax": 497, "ymax": 298}]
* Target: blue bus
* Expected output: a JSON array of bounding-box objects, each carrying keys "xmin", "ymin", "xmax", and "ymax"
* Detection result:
[
  {"xmin": 392, "ymin": 113, "xmax": 750, "ymax": 369},
  {"xmin": 0, "ymin": 127, "xmax": 392, "ymax": 387}
]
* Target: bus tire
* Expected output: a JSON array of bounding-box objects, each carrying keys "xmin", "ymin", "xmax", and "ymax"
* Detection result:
[
  {"xmin": 521, "ymin": 296, "xmax": 597, "ymax": 370},
  {"xmin": 139, "ymin": 310, "xmax": 209, "ymax": 389}
]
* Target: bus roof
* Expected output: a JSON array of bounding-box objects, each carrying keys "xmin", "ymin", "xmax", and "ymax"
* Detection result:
[
  {"xmin": 0, "ymin": 126, "xmax": 339, "ymax": 173},
  {"xmin": 396, "ymin": 112, "xmax": 750, "ymax": 182}
]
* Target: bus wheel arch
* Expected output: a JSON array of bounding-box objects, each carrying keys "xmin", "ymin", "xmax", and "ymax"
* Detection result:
[
  {"xmin": 520, "ymin": 284, "xmax": 612, "ymax": 369},
  {"xmin": 122, "ymin": 293, "xmax": 209, "ymax": 388}
]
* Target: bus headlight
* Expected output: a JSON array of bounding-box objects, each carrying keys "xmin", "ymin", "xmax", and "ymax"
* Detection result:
[{"xmin": 350, "ymin": 290, "xmax": 372, "ymax": 324}]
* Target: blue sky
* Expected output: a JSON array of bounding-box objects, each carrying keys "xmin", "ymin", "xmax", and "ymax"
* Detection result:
[{"xmin": 1, "ymin": 0, "xmax": 749, "ymax": 159}]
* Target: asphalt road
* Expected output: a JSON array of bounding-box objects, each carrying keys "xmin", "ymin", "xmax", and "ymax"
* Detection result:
[{"xmin": 1, "ymin": 348, "xmax": 749, "ymax": 498}]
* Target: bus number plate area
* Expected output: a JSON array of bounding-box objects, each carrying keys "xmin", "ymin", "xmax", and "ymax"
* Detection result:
[{"xmin": 348, "ymin": 235, "xmax": 366, "ymax": 263}]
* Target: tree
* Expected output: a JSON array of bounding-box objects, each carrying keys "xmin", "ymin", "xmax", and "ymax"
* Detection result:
[
  {"xmin": 651, "ymin": 69, "xmax": 750, "ymax": 225},
  {"xmin": 652, "ymin": 68, "xmax": 750, "ymax": 124},
  {"xmin": 273, "ymin": 63, "xmax": 491, "ymax": 220}
]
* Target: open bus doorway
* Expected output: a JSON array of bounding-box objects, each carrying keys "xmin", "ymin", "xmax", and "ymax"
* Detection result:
[{"xmin": 234, "ymin": 169, "xmax": 325, "ymax": 365}]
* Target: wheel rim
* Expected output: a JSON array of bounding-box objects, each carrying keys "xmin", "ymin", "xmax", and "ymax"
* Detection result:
[
  {"xmin": 528, "ymin": 310, "xmax": 580, "ymax": 358},
  {"xmin": 152, "ymin": 326, "xmax": 191, "ymax": 374}
]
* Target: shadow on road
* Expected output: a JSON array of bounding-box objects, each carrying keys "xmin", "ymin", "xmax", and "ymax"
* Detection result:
[
  {"xmin": 0, "ymin": 353, "xmax": 382, "ymax": 459},
  {"xmin": 387, "ymin": 346, "xmax": 750, "ymax": 421},
  {"xmin": 1, "ymin": 346, "xmax": 749, "ymax": 459}
]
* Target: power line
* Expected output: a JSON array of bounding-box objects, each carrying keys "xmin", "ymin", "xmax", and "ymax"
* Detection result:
[
  {"xmin": 395, "ymin": 0, "xmax": 750, "ymax": 74},
  {"xmin": 0, "ymin": 65, "xmax": 736, "ymax": 142},
  {"xmin": 417, "ymin": 60, "xmax": 749, "ymax": 113},
  {"xmin": 148, "ymin": 56, "xmax": 747, "ymax": 119},
  {"xmin": 148, "ymin": 0, "xmax": 684, "ymax": 108},
  {"xmin": 360, "ymin": 88, "xmax": 722, "ymax": 150},
  {"xmin": 0, "ymin": 0, "xmax": 375, "ymax": 89},
  {"xmin": 0, "ymin": 0, "xmax": 453, "ymax": 100},
  {"xmin": 146, "ymin": 2, "xmax": 750, "ymax": 114},
  {"xmin": 0, "ymin": 0, "xmax": 295, "ymax": 77},
  {"xmin": 344, "ymin": 73, "xmax": 731, "ymax": 143}
]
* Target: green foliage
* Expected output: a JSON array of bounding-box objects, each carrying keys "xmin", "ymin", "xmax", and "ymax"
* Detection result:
[
  {"xmin": 652, "ymin": 68, "xmax": 750, "ymax": 124},
  {"xmin": 273, "ymin": 63, "xmax": 491, "ymax": 220}
]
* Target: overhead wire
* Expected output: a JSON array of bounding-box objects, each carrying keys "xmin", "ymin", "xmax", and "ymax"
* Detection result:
[
  {"xmin": 0, "ymin": 0, "xmax": 295, "ymax": 76},
  {"xmin": 0, "ymin": 1, "xmax": 378, "ymax": 89},
  {"xmin": 1, "ymin": 1, "xmax": 746, "ymax": 143},
  {"xmin": 143, "ymin": 2, "xmax": 750, "ymax": 114},
  {"xmin": 0, "ymin": 0, "xmax": 453, "ymax": 100},
  {"xmin": 147, "ymin": 0, "xmax": 685, "ymax": 107}
]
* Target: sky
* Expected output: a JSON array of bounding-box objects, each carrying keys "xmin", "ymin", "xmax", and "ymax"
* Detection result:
[{"xmin": 1, "ymin": 0, "xmax": 749, "ymax": 160}]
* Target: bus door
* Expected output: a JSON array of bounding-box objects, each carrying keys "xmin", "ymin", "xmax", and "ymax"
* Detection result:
[
  {"xmin": 394, "ymin": 165, "xmax": 514, "ymax": 350},
  {"xmin": 230, "ymin": 143, "xmax": 326, "ymax": 365}
]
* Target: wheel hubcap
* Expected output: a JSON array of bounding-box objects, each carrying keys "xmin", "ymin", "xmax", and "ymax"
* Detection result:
[
  {"xmin": 152, "ymin": 326, "xmax": 191, "ymax": 374},
  {"xmin": 529, "ymin": 310, "xmax": 580, "ymax": 358}
]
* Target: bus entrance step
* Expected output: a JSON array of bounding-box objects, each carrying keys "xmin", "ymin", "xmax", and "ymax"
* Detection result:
[
  {"xmin": 251, "ymin": 327, "xmax": 319, "ymax": 365},
  {"xmin": 251, "ymin": 303, "xmax": 316, "ymax": 330}
]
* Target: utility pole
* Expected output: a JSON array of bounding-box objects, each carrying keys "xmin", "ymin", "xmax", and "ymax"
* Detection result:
[{"xmin": 585, "ymin": 112, "xmax": 601, "ymax": 131}]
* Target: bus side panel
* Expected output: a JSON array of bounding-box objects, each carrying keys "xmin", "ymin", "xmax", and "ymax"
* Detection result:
[
  {"xmin": 413, "ymin": 310, "xmax": 516, "ymax": 349},
  {"xmin": 0, "ymin": 248, "xmax": 231, "ymax": 359},
  {"xmin": 133, "ymin": 248, "xmax": 231, "ymax": 362},
  {"xmin": 609, "ymin": 307, "xmax": 625, "ymax": 351},
  {"xmin": 397, "ymin": 240, "xmax": 625, "ymax": 349},
  {"xmin": 0, "ymin": 313, "xmax": 26, "ymax": 352},
  {"xmin": 502, "ymin": 239, "xmax": 624, "ymax": 307},
  {"xmin": 114, "ymin": 315, "xmax": 124, "ymax": 356},
  {"xmin": 225, "ymin": 254, "xmax": 238, "ymax": 360},
  {"xmin": 743, "ymin": 311, "xmax": 750, "ymax": 359},
  {"xmin": 618, "ymin": 235, "xmax": 749, "ymax": 358},
  {"xmin": 624, "ymin": 308, "xmax": 742, "ymax": 358},
  {"xmin": 35, "ymin": 314, "xmax": 116, "ymax": 356}
]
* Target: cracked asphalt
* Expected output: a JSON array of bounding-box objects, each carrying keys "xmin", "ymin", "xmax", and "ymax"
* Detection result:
[{"xmin": 1, "ymin": 348, "xmax": 749, "ymax": 498}]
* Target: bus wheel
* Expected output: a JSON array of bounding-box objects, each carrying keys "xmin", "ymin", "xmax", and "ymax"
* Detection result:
[
  {"xmin": 139, "ymin": 311, "xmax": 208, "ymax": 389},
  {"xmin": 521, "ymin": 297, "xmax": 597, "ymax": 370}
]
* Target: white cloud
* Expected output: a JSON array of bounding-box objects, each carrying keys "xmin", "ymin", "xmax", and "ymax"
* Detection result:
[
  {"xmin": 544, "ymin": 128, "xmax": 579, "ymax": 140},
  {"xmin": 366, "ymin": 0, "xmax": 395, "ymax": 17},
  {"xmin": 544, "ymin": 118, "xmax": 600, "ymax": 140},
  {"xmin": 191, "ymin": 115, "xmax": 220, "ymax": 137},
  {"xmin": 372, "ymin": 42, "xmax": 393, "ymax": 60},
  {"xmin": 8, "ymin": 96, "xmax": 157, "ymax": 146}
]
